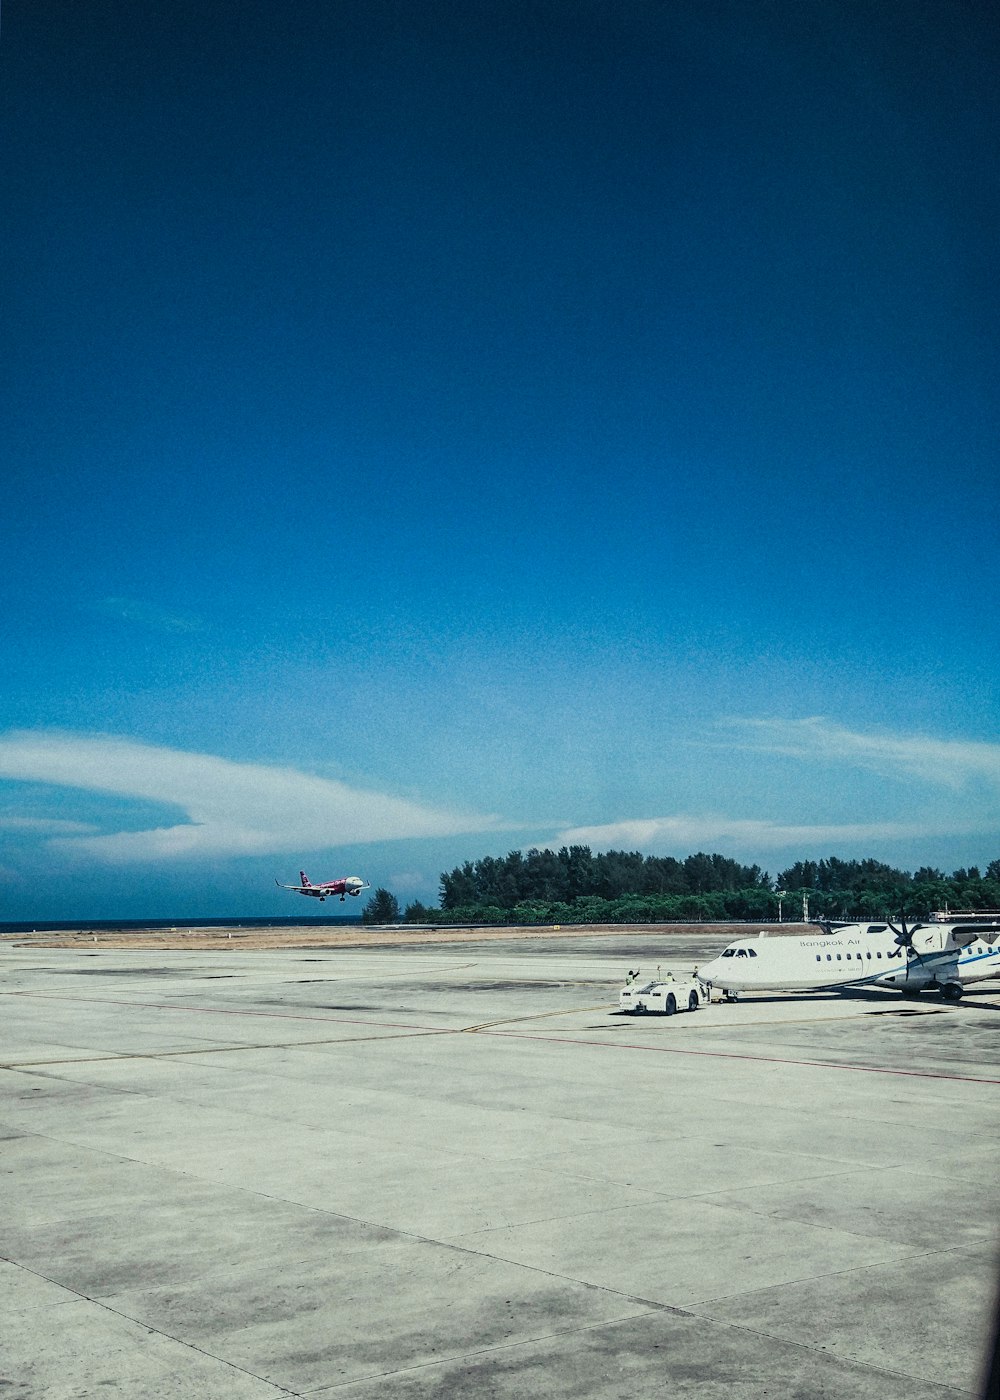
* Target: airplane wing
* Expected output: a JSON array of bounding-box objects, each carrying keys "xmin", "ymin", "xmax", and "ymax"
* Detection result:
[{"xmin": 275, "ymin": 879, "xmax": 307, "ymax": 892}]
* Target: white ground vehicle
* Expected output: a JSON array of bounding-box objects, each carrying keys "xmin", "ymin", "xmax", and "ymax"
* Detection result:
[{"xmin": 618, "ymin": 972, "xmax": 707, "ymax": 1015}]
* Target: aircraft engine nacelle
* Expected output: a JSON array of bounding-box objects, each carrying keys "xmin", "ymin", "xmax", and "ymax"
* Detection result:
[
  {"xmin": 909, "ymin": 925, "xmax": 978, "ymax": 955},
  {"xmin": 897, "ymin": 957, "xmax": 939, "ymax": 991}
]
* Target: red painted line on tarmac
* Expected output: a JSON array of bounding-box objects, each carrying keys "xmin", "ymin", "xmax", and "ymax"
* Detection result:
[
  {"xmin": 14, "ymin": 993, "xmax": 1000, "ymax": 1085},
  {"xmin": 479, "ymin": 1028, "xmax": 1000, "ymax": 1085}
]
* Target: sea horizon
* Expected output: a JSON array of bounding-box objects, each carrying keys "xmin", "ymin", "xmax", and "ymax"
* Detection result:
[{"xmin": 0, "ymin": 915, "xmax": 367, "ymax": 934}]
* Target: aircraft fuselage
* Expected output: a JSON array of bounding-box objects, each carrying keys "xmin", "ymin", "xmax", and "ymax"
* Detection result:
[{"xmin": 697, "ymin": 922, "xmax": 1000, "ymax": 999}]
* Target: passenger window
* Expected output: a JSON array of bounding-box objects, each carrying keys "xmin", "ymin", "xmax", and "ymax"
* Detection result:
[
  {"xmin": 816, "ymin": 955, "xmax": 821, "ymax": 962},
  {"xmin": 877, "ymin": 952, "xmax": 882, "ymax": 959},
  {"xmin": 836, "ymin": 954, "xmax": 842, "ymax": 960},
  {"xmin": 826, "ymin": 954, "xmax": 832, "ymax": 961},
  {"xmin": 866, "ymin": 952, "xmax": 871, "ymax": 959}
]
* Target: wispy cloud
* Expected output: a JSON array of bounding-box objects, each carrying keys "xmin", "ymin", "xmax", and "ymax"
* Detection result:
[
  {"xmin": 86, "ymin": 597, "xmax": 206, "ymax": 634},
  {"xmin": 554, "ymin": 815, "xmax": 965, "ymax": 854},
  {"xmin": 0, "ymin": 731, "xmax": 501, "ymax": 864},
  {"xmin": 556, "ymin": 717, "xmax": 1000, "ymax": 857},
  {"xmin": 0, "ymin": 816, "xmax": 98, "ymax": 835},
  {"xmin": 717, "ymin": 717, "xmax": 1000, "ymax": 791}
]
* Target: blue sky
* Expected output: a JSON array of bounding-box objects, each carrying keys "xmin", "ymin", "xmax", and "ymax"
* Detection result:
[{"xmin": 2, "ymin": 1, "xmax": 998, "ymax": 919}]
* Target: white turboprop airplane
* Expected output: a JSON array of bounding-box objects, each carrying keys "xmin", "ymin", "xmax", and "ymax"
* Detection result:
[{"xmin": 696, "ymin": 919, "xmax": 1000, "ymax": 1003}]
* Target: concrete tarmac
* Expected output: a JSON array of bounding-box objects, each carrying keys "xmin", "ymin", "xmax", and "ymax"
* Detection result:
[{"xmin": 2, "ymin": 935, "xmax": 999, "ymax": 1398}]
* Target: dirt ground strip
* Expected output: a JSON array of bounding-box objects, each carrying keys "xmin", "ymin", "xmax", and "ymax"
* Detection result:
[{"xmin": 4, "ymin": 921, "xmax": 810, "ymax": 950}]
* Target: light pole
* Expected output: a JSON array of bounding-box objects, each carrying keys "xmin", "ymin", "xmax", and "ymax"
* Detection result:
[{"xmin": 776, "ymin": 889, "xmax": 786, "ymax": 922}]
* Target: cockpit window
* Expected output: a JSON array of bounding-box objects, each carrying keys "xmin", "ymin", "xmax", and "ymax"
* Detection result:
[{"xmin": 722, "ymin": 949, "xmax": 735, "ymax": 957}]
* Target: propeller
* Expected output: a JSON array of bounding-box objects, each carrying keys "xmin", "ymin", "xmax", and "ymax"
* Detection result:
[
  {"xmin": 886, "ymin": 915, "xmax": 921, "ymax": 955},
  {"xmin": 885, "ymin": 915, "xmax": 936, "ymax": 981},
  {"xmin": 887, "ymin": 915, "xmax": 977, "ymax": 1004}
]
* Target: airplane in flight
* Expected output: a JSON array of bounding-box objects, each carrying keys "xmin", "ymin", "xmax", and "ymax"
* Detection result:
[
  {"xmin": 696, "ymin": 918, "xmax": 1000, "ymax": 1003},
  {"xmin": 276, "ymin": 871, "xmax": 370, "ymax": 902}
]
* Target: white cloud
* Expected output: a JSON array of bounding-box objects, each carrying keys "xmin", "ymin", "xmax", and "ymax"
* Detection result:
[
  {"xmin": 554, "ymin": 815, "xmax": 964, "ymax": 854},
  {"xmin": 718, "ymin": 717, "xmax": 1000, "ymax": 791},
  {"xmin": 86, "ymin": 597, "xmax": 206, "ymax": 634},
  {"xmin": 0, "ymin": 731, "xmax": 501, "ymax": 864}
]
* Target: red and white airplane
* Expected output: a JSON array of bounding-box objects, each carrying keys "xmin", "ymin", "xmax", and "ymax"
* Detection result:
[{"xmin": 276, "ymin": 871, "xmax": 370, "ymax": 902}]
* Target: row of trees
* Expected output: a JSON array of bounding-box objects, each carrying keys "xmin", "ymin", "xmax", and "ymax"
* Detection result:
[
  {"xmin": 439, "ymin": 847, "xmax": 770, "ymax": 907},
  {"xmin": 360, "ymin": 847, "xmax": 1000, "ymax": 925}
]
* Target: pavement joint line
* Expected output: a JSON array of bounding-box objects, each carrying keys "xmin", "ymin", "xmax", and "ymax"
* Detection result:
[
  {"xmin": 0, "ymin": 1256, "xmax": 303, "ymax": 1396},
  {"xmin": 5, "ymin": 1138, "xmax": 993, "ymax": 1395},
  {"xmin": 676, "ymin": 1309, "xmax": 972, "ymax": 1396},
  {"xmin": 413, "ymin": 1235, "xmax": 989, "ymax": 1397},
  {"xmin": 696, "ymin": 1238, "xmax": 999, "ymax": 1299},
  {"xmin": 4, "ymin": 1174, "xmax": 774, "ymax": 1379},
  {"xmin": 297, "ymin": 1237, "xmax": 975, "ymax": 1397},
  {"xmin": 298, "ymin": 1305, "xmax": 676, "ymax": 1393}
]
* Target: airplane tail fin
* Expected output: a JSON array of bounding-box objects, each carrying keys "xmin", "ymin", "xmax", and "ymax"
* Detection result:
[{"xmin": 299, "ymin": 871, "xmax": 311, "ymax": 887}]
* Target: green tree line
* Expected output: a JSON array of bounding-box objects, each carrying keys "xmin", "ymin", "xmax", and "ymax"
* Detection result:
[{"xmin": 380, "ymin": 847, "xmax": 1000, "ymax": 925}]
